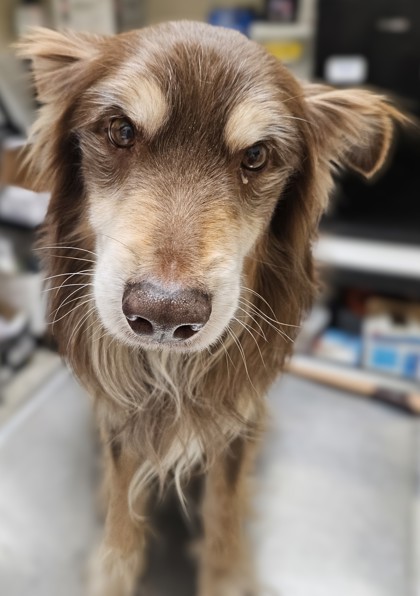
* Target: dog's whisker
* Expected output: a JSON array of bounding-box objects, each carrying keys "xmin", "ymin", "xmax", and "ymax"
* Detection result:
[
  {"xmin": 51, "ymin": 290, "xmax": 95, "ymax": 318},
  {"xmin": 34, "ymin": 245, "xmax": 98, "ymax": 258},
  {"xmin": 239, "ymin": 286, "xmax": 278, "ymax": 319},
  {"xmin": 41, "ymin": 254, "xmax": 96, "ymax": 264},
  {"xmin": 235, "ymin": 305, "xmax": 267, "ymax": 340},
  {"xmin": 50, "ymin": 284, "xmax": 91, "ymax": 319},
  {"xmin": 239, "ymin": 300, "xmax": 293, "ymax": 334},
  {"xmin": 233, "ymin": 317, "xmax": 267, "ymax": 370},
  {"xmin": 42, "ymin": 269, "xmax": 94, "ymax": 283},
  {"xmin": 43, "ymin": 270, "xmax": 93, "ymax": 303},
  {"xmin": 84, "ymin": 317, "xmax": 107, "ymax": 343},
  {"xmin": 226, "ymin": 327, "xmax": 258, "ymax": 394},
  {"xmin": 66, "ymin": 304, "xmax": 97, "ymax": 350},
  {"xmin": 219, "ymin": 342, "xmax": 234, "ymax": 379},
  {"xmin": 238, "ymin": 297, "xmax": 283, "ymax": 327},
  {"xmin": 210, "ymin": 333, "xmax": 237, "ymax": 373},
  {"xmin": 71, "ymin": 308, "xmax": 98, "ymax": 347},
  {"xmin": 235, "ymin": 313, "xmax": 268, "ymax": 344},
  {"xmin": 42, "ymin": 282, "xmax": 94, "ymax": 294},
  {"xmin": 238, "ymin": 300, "xmax": 294, "ymax": 343},
  {"xmin": 52, "ymin": 269, "xmax": 88, "ymax": 300},
  {"xmin": 239, "ymin": 294, "xmax": 301, "ymax": 328},
  {"xmin": 246, "ymin": 313, "xmax": 294, "ymax": 343},
  {"xmin": 49, "ymin": 296, "xmax": 95, "ymax": 326}
]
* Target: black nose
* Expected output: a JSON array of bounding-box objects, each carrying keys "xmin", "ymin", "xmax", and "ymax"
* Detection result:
[{"xmin": 122, "ymin": 282, "xmax": 212, "ymax": 342}]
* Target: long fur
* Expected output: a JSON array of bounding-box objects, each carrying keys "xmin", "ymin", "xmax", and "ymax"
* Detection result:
[{"xmin": 16, "ymin": 20, "xmax": 404, "ymax": 593}]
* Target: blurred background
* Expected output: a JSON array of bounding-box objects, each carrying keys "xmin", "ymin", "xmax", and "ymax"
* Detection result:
[{"xmin": 0, "ymin": 1, "xmax": 420, "ymax": 596}]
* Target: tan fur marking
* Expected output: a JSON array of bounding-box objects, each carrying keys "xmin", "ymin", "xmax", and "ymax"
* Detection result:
[
  {"xmin": 225, "ymin": 98, "xmax": 284, "ymax": 151},
  {"xmin": 92, "ymin": 74, "xmax": 168, "ymax": 137}
]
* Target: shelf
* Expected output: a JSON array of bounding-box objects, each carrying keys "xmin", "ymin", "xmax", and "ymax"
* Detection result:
[
  {"xmin": 250, "ymin": 21, "xmax": 313, "ymax": 42},
  {"xmin": 314, "ymin": 234, "xmax": 420, "ymax": 280}
]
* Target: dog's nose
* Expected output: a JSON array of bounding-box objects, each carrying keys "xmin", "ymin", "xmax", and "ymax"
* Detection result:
[{"xmin": 122, "ymin": 282, "xmax": 211, "ymax": 342}]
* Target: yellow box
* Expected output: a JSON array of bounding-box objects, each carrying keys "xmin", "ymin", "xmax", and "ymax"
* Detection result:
[{"xmin": 262, "ymin": 41, "xmax": 303, "ymax": 62}]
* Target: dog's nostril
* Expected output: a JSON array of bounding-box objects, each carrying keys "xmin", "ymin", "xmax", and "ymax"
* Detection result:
[
  {"xmin": 125, "ymin": 316, "xmax": 154, "ymax": 336},
  {"xmin": 173, "ymin": 323, "xmax": 203, "ymax": 340}
]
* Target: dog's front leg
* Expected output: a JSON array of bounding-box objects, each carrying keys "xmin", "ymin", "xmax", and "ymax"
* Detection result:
[
  {"xmin": 198, "ymin": 436, "xmax": 258, "ymax": 596},
  {"xmin": 88, "ymin": 446, "xmax": 147, "ymax": 596}
]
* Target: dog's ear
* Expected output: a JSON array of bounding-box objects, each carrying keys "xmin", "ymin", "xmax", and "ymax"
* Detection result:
[
  {"xmin": 15, "ymin": 28, "xmax": 104, "ymax": 104},
  {"xmin": 304, "ymin": 84, "xmax": 406, "ymax": 178}
]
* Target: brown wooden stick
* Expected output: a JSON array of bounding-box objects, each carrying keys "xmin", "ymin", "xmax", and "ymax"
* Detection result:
[{"xmin": 287, "ymin": 356, "xmax": 420, "ymax": 415}]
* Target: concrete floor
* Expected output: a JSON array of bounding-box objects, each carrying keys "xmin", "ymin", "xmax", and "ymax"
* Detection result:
[{"xmin": 0, "ymin": 364, "xmax": 417, "ymax": 596}]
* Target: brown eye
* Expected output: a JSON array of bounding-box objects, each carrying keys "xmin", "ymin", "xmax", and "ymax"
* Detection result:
[
  {"xmin": 241, "ymin": 143, "xmax": 269, "ymax": 171},
  {"xmin": 108, "ymin": 117, "xmax": 135, "ymax": 148}
]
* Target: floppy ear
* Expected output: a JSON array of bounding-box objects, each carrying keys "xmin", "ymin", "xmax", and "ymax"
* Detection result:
[
  {"xmin": 304, "ymin": 83, "xmax": 406, "ymax": 179},
  {"xmin": 15, "ymin": 27, "xmax": 105, "ymax": 104}
]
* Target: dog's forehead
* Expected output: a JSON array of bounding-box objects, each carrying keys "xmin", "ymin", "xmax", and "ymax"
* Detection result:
[{"xmin": 93, "ymin": 24, "xmax": 294, "ymax": 150}]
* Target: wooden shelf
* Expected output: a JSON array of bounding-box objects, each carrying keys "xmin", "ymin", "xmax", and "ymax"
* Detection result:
[{"xmin": 315, "ymin": 234, "xmax": 420, "ymax": 280}]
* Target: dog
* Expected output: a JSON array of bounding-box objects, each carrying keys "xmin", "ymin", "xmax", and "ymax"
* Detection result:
[{"xmin": 17, "ymin": 21, "xmax": 404, "ymax": 596}]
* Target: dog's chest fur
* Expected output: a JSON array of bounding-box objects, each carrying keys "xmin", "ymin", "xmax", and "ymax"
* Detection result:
[{"xmin": 91, "ymin": 343, "xmax": 261, "ymax": 492}]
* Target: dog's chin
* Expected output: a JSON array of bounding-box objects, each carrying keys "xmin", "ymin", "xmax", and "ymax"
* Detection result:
[{"xmin": 126, "ymin": 336, "xmax": 213, "ymax": 354}]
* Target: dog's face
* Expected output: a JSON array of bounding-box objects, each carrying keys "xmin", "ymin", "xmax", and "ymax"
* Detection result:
[
  {"xmin": 78, "ymin": 25, "xmax": 306, "ymax": 353},
  {"xmin": 19, "ymin": 22, "xmax": 400, "ymax": 353}
]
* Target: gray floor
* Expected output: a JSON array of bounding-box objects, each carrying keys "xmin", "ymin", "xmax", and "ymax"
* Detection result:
[
  {"xmin": 0, "ymin": 369, "xmax": 98, "ymax": 596},
  {"xmin": 0, "ymin": 366, "xmax": 418, "ymax": 596},
  {"xmin": 255, "ymin": 377, "xmax": 417, "ymax": 596}
]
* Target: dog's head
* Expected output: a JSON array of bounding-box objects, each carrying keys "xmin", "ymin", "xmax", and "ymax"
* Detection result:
[{"xmin": 18, "ymin": 22, "xmax": 402, "ymax": 354}]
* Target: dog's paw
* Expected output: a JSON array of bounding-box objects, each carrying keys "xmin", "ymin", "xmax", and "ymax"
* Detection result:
[
  {"xmin": 87, "ymin": 545, "xmax": 142, "ymax": 596},
  {"xmin": 199, "ymin": 576, "xmax": 258, "ymax": 596},
  {"xmin": 200, "ymin": 588, "xmax": 255, "ymax": 596}
]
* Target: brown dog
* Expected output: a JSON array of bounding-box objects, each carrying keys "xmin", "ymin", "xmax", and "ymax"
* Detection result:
[{"xmin": 18, "ymin": 21, "xmax": 403, "ymax": 596}]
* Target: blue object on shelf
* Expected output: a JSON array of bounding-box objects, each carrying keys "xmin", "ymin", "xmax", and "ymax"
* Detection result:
[{"xmin": 208, "ymin": 8, "xmax": 255, "ymax": 36}]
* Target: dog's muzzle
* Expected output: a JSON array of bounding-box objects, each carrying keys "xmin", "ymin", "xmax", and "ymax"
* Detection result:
[{"xmin": 122, "ymin": 281, "xmax": 212, "ymax": 343}]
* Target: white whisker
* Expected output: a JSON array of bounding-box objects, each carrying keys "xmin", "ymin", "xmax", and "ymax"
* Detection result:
[
  {"xmin": 43, "ymin": 269, "xmax": 94, "ymax": 283},
  {"xmin": 240, "ymin": 295, "xmax": 301, "ymax": 328},
  {"xmin": 34, "ymin": 245, "xmax": 98, "ymax": 258},
  {"xmin": 233, "ymin": 317, "xmax": 267, "ymax": 369},
  {"xmin": 48, "ymin": 296, "xmax": 94, "ymax": 326},
  {"xmin": 67, "ymin": 305, "xmax": 97, "ymax": 350},
  {"xmin": 42, "ymin": 283, "xmax": 94, "ymax": 294},
  {"xmin": 227, "ymin": 327, "xmax": 257, "ymax": 394}
]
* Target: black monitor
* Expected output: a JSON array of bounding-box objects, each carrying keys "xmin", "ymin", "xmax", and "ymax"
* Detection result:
[
  {"xmin": 315, "ymin": 0, "xmax": 420, "ymax": 107},
  {"xmin": 315, "ymin": 0, "xmax": 420, "ymax": 245}
]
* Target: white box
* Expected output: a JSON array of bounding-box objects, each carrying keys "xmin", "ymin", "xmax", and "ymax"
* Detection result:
[{"xmin": 50, "ymin": 0, "xmax": 116, "ymax": 34}]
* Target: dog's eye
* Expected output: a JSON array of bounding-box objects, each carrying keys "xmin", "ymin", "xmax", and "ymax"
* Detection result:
[
  {"xmin": 241, "ymin": 144, "xmax": 269, "ymax": 171},
  {"xmin": 108, "ymin": 117, "xmax": 135, "ymax": 148}
]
